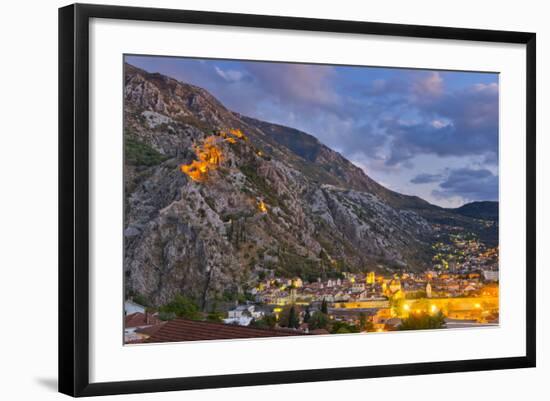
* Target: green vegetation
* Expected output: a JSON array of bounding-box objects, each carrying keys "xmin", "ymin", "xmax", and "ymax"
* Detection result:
[
  {"xmin": 125, "ymin": 136, "xmax": 167, "ymax": 166},
  {"xmin": 359, "ymin": 312, "xmax": 374, "ymax": 332},
  {"xmin": 308, "ymin": 312, "xmax": 329, "ymax": 331},
  {"xmin": 130, "ymin": 293, "xmax": 149, "ymax": 307},
  {"xmin": 227, "ymin": 218, "xmax": 248, "ymax": 248},
  {"xmin": 158, "ymin": 311, "xmax": 177, "ymax": 321},
  {"xmin": 158, "ymin": 295, "xmax": 200, "ymax": 320},
  {"xmin": 251, "ymin": 315, "xmax": 277, "ymax": 329},
  {"xmin": 398, "ymin": 311, "xmax": 446, "ymax": 331},
  {"xmin": 275, "ymin": 248, "xmax": 325, "ymax": 282},
  {"xmin": 287, "ymin": 305, "xmax": 299, "ymax": 329},
  {"xmin": 206, "ymin": 311, "xmax": 225, "ymax": 323},
  {"xmin": 330, "ymin": 321, "xmax": 360, "ymax": 334},
  {"xmin": 220, "ymin": 289, "xmax": 254, "ymax": 303},
  {"xmin": 240, "ymin": 164, "xmax": 280, "ymax": 207},
  {"xmin": 303, "ymin": 307, "xmax": 311, "ymax": 323},
  {"xmin": 277, "ymin": 305, "xmax": 301, "ymax": 328},
  {"xmin": 321, "ymin": 298, "xmax": 328, "ymax": 314}
]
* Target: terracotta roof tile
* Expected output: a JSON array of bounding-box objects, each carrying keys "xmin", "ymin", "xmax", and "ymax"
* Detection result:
[
  {"xmin": 135, "ymin": 322, "xmax": 167, "ymax": 337},
  {"xmin": 125, "ymin": 312, "xmax": 162, "ymax": 328},
  {"xmin": 309, "ymin": 329, "xmax": 330, "ymax": 335},
  {"xmin": 146, "ymin": 319, "xmax": 307, "ymax": 343}
]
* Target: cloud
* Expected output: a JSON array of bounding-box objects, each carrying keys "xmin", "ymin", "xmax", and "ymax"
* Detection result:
[
  {"xmin": 214, "ymin": 66, "xmax": 246, "ymax": 83},
  {"xmin": 327, "ymin": 71, "xmax": 498, "ymax": 177},
  {"xmin": 378, "ymin": 79, "xmax": 499, "ymax": 166},
  {"xmin": 245, "ymin": 63, "xmax": 339, "ymax": 110},
  {"xmin": 125, "ymin": 56, "xmax": 499, "ymax": 207},
  {"xmin": 363, "ymin": 78, "xmax": 408, "ymax": 96},
  {"xmin": 410, "ymin": 173, "xmax": 444, "ymax": 184},
  {"xmin": 432, "ymin": 167, "xmax": 498, "ymax": 201},
  {"xmin": 411, "ymin": 72, "xmax": 444, "ymax": 98},
  {"xmin": 431, "ymin": 119, "xmax": 452, "ymax": 129}
]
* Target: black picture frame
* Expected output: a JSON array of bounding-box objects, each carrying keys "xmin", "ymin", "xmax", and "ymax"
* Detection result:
[{"xmin": 59, "ymin": 3, "xmax": 536, "ymax": 397}]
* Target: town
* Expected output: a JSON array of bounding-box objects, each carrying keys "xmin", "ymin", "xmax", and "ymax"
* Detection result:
[{"xmin": 125, "ymin": 226, "xmax": 499, "ymax": 343}]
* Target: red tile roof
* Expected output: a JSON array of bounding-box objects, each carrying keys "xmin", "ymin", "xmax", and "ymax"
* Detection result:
[
  {"xmin": 146, "ymin": 319, "xmax": 307, "ymax": 343},
  {"xmin": 135, "ymin": 322, "xmax": 167, "ymax": 337},
  {"xmin": 309, "ymin": 328, "xmax": 330, "ymax": 335},
  {"xmin": 125, "ymin": 338, "xmax": 148, "ymax": 345},
  {"xmin": 125, "ymin": 312, "xmax": 162, "ymax": 328}
]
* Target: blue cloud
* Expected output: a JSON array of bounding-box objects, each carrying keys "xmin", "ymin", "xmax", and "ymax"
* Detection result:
[
  {"xmin": 432, "ymin": 168, "xmax": 498, "ymax": 201},
  {"xmin": 375, "ymin": 80, "xmax": 499, "ymax": 166},
  {"xmin": 124, "ymin": 55, "xmax": 499, "ymax": 206},
  {"xmin": 214, "ymin": 66, "xmax": 249, "ymax": 83},
  {"xmin": 410, "ymin": 173, "xmax": 444, "ymax": 184}
]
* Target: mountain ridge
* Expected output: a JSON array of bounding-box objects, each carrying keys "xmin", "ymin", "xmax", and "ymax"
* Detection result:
[
  {"xmin": 123, "ymin": 62, "xmax": 497, "ymax": 307},
  {"xmin": 450, "ymin": 201, "xmax": 499, "ymax": 221}
]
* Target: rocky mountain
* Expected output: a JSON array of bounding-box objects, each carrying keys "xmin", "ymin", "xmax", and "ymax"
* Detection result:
[
  {"xmin": 123, "ymin": 63, "xmax": 497, "ymax": 307},
  {"xmin": 451, "ymin": 201, "xmax": 499, "ymax": 221}
]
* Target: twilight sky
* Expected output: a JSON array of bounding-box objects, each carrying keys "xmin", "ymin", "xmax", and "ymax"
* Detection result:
[{"xmin": 126, "ymin": 55, "xmax": 499, "ymax": 208}]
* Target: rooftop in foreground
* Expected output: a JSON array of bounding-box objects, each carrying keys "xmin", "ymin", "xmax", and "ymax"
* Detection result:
[{"xmin": 146, "ymin": 318, "xmax": 307, "ymax": 343}]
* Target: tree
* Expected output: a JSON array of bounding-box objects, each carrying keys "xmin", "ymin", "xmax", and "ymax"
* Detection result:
[
  {"xmin": 158, "ymin": 295, "xmax": 200, "ymax": 320},
  {"xmin": 206, "ymin": 311, "xmax": 224, "ymax": 322},
  {"xmin": 278, "ymin": 305, "xmax": 301, "ymax": 328},
  {"xmin": 288, "ymin": 305, "xmax": 299, "ymax": 329},
  {"xmin": 330, "ymin": 321, "xmax": 360, "ymax": 334},
  {"xmin": 398, "ymin": 311, "xmax": 446, "ymax": 331},
  {"xmin": 158, "ymin": 311, "xmax": 176, "ymax": 321},
  {"xmin": 321, "ymin": 298, "xmax": 328, "ymax": 314},
  {"xmin": 251, "ymin": 315, "xmax": 277, "ymax": 329},
  {"xmin": 303, "ymin": 307, "xmax": 311, "ymax": 323},
  {"xmin": 308, "ymin": 312, "xmax": 329, "ymax": 331},
  {"xmin": 358, "ymin": 312, "xmax": 374, "ymax": 332},
  {"xmin": 359, "ymin": 312, "xmax": 367, "ymax": 329},
  {"xmin": 131, "ymin": 293, "xmax": 149, "ymax": 307}
]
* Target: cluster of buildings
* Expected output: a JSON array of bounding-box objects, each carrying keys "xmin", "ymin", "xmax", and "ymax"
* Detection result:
[
  {"xmin": 238, "ymin": 229, "xmax": 499, "ymax": 333},
  {"xmin": 431, "ymin": 227, "xmax": 498, "ymax": 274},
  {"xmin": 124, "ymin": 263, "xmax": 499, "ymax": 342},
  {"xmin": 124, "ymin": 226, "xmax": 500, "ymax": 343},
  {"xmin": 250, "ymin": 268, "xmax": 497, "ymax": 307}
]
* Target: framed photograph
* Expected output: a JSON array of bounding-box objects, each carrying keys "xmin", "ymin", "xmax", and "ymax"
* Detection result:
[{"xmin": 59, "ymin": 3, "xmax": 536, "ymax": 397}]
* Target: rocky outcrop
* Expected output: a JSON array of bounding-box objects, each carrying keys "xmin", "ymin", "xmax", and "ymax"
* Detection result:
[{"xmin": 122, "ymin": 63, "xmax": 487, "ymax": 307}]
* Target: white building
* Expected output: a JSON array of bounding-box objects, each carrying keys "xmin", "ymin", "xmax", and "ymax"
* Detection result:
[
  {"xmin": 482, "ymin": 270, "xmax": 499, "ymax": 282},
  {"xmin": 292, "ymin": 277, "xmax": 303, "ymax": 288},
  {"xmin": 224, "ymin": 305, "xmax": 264, "ymax": 326},
  {"xmin": 124, "ymin": 300, "xmax": 146, "ymax": 315}
]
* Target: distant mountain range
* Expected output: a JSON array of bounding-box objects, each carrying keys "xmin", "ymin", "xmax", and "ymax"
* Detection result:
[
  {"xmin": 123, "ymin": 63, "xmax": 498, "ymax": 307},
  {"xmin": 451, "ymin": 201, "xmax": 499, "ymax": 221}
]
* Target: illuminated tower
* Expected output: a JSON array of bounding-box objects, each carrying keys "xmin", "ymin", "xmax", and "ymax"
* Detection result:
[
  {"xmin": 290, "ymin": 287, "xmax": 297, "ymax": 303},
  {"xmin": 382, "ymin": 281, "xmax": 389, "ymax": 297},
  {"xmin": 366, "ymin": 272, "xmax": 375, "ymax": 285},
  {"xmin": 389, "ymin": 278, "xmax": 401, "ymax": 294},
  {"xmin": 426, "ymin": 282, "xmax": 432, "ymax": 298}
]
